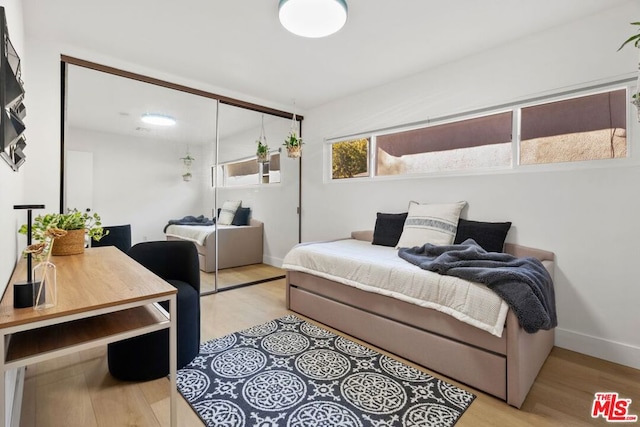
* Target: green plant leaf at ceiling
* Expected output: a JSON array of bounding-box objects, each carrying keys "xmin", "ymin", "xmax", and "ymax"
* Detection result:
[{"xmin": 618, "ymin": 22, "xmax": 640, "ymax": 51}]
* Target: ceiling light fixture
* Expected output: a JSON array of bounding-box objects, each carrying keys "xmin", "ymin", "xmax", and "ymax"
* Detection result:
[
  {"xmin": 141, "ymin": 113, "xmax": 176, "ymax": 126},
  {"xmin": 278, "ymin": 0, "xmax": 348, "ymax": 38}
]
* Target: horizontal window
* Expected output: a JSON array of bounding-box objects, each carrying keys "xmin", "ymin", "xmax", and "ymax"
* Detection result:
[
  {"xmin": 327, "ymin": 83, "xmax": 631, "ymax": 180},
  {"xmin": 216, "ymin": 152, "xmax": 281, "ymax": 187}
]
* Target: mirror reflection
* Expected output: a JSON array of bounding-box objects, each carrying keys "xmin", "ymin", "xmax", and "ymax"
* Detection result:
[
  {"xmin": 214, "ymin": 103, "xmax": 300, "ymax": 291},
  {"xmin": 63, "ymin": 62, "xmax": 299, "ymax": 294}
]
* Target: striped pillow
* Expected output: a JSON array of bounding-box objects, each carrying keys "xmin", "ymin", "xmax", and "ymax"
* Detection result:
[
  {"xmin": 218, "ymin": 200, "xmax": 241, "ymax": 225},
  {"xmin": 396, "ymin": 201, "xmax": 467, "ymax": 248}
]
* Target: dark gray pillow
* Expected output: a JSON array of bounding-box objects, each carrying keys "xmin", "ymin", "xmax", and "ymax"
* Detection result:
[
  {"xmin": 232, "ymin": 207, "xmax": 251, "ymax": 226},
  {"xmin": 372, "ymin": 212, "xmax": 408, "ymax": 247},
  {"xmin": 454, "ymin": 219, "xmax": 512, "ymax": 252}
]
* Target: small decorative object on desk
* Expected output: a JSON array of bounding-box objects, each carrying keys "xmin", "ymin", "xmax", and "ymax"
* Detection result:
[
  {"xmin": 24, "ymin": 227, "xmax": 66, "ymax": 310},
  {"xmin": 13, "ymin": 204, "xmax": 45, "ymax": 308},
  {"xmin": 32, "ymin": 260, "xmax": 56, "ymax": 310}
]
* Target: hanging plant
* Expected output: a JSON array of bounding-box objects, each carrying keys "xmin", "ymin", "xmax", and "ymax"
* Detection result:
[
  {"xmin": 256, "ymin": 114, "xmax": 270, "ymax": 163},
  {"xmin": 181, "ymin": 154, "xmax": 195, "ymax": 167},
  {"xmin": 283, "ymin": 131, "xmax": 303, "ymax": 158},
  {"xmin": 618, "ymin": 22, "xmax": 640, "ymax": 119},
  {"xmin": 256, "ymin": 140, "xmax": 270, "ymax": 163},
  {"xmin": 284, "ymin": 105, "xmax": 303, "ymax": 158},
  {"xmin": 618, "ymin": 22, "xmax": 640, "ymax": 51}
]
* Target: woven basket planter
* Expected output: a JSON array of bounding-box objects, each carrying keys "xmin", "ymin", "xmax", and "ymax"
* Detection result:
[
  {"xmin": 51, "ymin": 229, "xmax": 86, "ymax": 256},
  {"xmin": 286, "ymin": 146, "xmax": 301, "ymax": 158}
]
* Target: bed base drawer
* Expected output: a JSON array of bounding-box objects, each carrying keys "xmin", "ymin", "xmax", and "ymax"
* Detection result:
[{"xmin": 289, "ymin": 285, "xmax": 507, "ymax": 400}]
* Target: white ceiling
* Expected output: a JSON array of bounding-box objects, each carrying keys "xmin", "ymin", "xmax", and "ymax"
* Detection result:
[{"xmin": 23, "ymin": 0, "xmax": 628, "ymax": 111}]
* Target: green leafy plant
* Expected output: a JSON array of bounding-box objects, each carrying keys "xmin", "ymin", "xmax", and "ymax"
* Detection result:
[
  {"xmin": 618, "ymin": 22, "xmax": 640, "ymax": 51},
  {"xmin": 256, "ymin": 140, "xmax": 270, "ymax": 155},
  {"xmin": 19, "ymin": 209, "xmax": 107, "ymax": 243},
  {"xmin": 180, "ymin": 154, "xmax": 195, "ymax": 165},
  {"xmin": 283, "ymin": 131, "xmax": 303, "ymax": 148},
  {"xmin": 618, "ymin": 22, "xmax": 640, "ymax": 106}
]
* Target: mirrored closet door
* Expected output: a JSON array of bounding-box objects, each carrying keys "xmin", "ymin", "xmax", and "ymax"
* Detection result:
[
  {"xmin": 61, "ymin": 57, "xmax": 300, "ymax": 294},
  {"xmin": 214, "ymin": 103, "xmax": 300, "ymax": 291}
]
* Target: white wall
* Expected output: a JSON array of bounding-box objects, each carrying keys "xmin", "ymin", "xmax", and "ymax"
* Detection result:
[
  {"xmin": 301, "ymin": 1, "xmax": 640, "ymax": 369},
  {"xmin": 66, "ymin": 127, "xmax": 206, "ymax": 244},
  {"xmin": 0, "ymin": 2, "xmax": 26, "ymax": 425}
]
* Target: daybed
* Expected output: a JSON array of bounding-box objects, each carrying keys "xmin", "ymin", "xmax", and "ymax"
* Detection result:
[
  {"xmin": 165, "ymin": 218, "xmax": 263, "ymax": 272},
  {"xmin": 283, "ymin": 229, "xmax": 555, "ymax": 408}
]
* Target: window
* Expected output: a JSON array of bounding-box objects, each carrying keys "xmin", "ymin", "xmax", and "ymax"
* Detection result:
[
  {"xmin": 327, "ymin": 83, "xmax": 631, "ymax": 180},
  {"xmin": 376, "ymin": 112, "xmax": 512, "ymax": 175},
  {"xmin": 331, "ymin": 138, "xmax": 370, "ymax": 179},
  {"xmin": 519, "ymin": 89, "xmax": 627, "ymax": 165},
  {"xmin": 216, "ymin": 153, "xmax": 281, "ymax": 187},
  {"xmin": 262, "ymin": 153, "xmax": 281, "ymax": 184}
]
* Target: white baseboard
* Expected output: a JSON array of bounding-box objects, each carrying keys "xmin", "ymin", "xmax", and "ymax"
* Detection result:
[
  {"xmin": 555, "ymin": 327, "xmax": 640, "ymax": 370},
  {"xmin": 263, "ymin": 255, "xmax": 284, "ymax": 269}
]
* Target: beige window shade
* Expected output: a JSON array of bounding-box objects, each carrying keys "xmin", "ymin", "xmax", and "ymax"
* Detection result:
[
  {"xmin": 376, "ymin": 112, "xmax": 512, "ymax": 157},
  {"xmin": 227, "ymin": 159, "xmax": 259, "ymax": 177},
  {"xmin": 521, "ymin": 90, "xmax": 626, "ymax": 140}
]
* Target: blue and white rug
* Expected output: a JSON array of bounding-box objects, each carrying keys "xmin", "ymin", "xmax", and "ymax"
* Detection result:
[{"xmin": 177, "ymin": 315, "xmax": 475, "ymax": 426}]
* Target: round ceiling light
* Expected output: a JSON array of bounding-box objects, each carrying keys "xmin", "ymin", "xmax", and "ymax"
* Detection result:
[
  {"xmin": 278, "ymin": 0, "xmax": 348, "ymax": 38},
  {"xmin": 141, "ymin": 113, "xmax": 176, "ymax": 126}
]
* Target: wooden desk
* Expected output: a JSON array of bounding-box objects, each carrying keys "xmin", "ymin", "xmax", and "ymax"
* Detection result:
[{"xmin": 0, "ymin": 247, "xmax": 178, "ymax": 426}]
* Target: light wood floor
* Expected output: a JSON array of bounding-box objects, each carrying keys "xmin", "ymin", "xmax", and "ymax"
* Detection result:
[
  {"xmin": 200, "ymin": 263, "xmax": 285, "ymax": 294},
  {"xmin": 20, "ymin": 279, "xmax": 640, "ymax": 426}
]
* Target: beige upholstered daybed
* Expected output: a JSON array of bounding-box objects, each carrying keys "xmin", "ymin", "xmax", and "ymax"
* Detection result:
[
  {"xmin": 283, "ymin": 229, "xmax": 555, "ymax": 408},
  {"xmin": 166, "ymin": 219, "xmax": 264, "ymax": 272}
]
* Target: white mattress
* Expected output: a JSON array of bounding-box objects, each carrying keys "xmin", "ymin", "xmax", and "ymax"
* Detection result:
[
  {"xmin": 283, "ymin": 239, "xmax": 509, "ymax": 337},
  {"xmin": 165, "ymin": 224, "xmax": 216, "ymax": 246}
]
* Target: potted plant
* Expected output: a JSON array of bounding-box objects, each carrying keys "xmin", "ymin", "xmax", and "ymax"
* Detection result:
[
  {"xmin": 256, "ymin": 139, "xmax": 270, "ymax": 163},
  {"xmin": 619, "ymin": 22, "xmax": 640, "ymax": 118},
  {"xmin": 283, "ymin": 131, "xmax": 303, "ymax": 158},
  {"xmin": 20, "ymin": 209, "xmax": 108, "ymax": 256},
  {"xmin": 180, "ymin": 154, "xmax": 195, "ymax": 167},
  {"xmin": 182, "ymin": 172, "xmax": 193, "ymax": 182}
]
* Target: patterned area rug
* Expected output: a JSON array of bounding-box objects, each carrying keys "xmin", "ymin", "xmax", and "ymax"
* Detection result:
[{"xmin": 177, "ymin": 315, "xmax": 475, "ymax": 426}]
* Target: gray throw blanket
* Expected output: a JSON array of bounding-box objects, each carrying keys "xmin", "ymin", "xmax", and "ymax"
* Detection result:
[
  {"xmin": 163, "ymin": 215, "xmax": 214, "ymax": 233},
  {"xmin": 398, "ymin": 239, "xmax": 557, "ymax": 333}
]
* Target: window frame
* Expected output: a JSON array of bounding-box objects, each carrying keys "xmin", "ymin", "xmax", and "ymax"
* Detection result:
[
  {"xmin": 328, "ymin": 137, "xmax": 372, "ymax": 181},
  {"xmin": 325, "ymin": 79, "xmax": 635, "ymax": 183},
  {"xmin": 214, "ymin": 151, "xmax": 282, "ymax": 188}
]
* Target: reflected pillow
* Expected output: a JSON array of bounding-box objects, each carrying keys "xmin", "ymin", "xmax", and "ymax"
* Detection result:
[
  {"xmin": 396, "ymin": 201, "xmax": 467, "ymax": 248},
  {"xmin": 232, "ymin": 207, "xmax": 251, "ymax": 226},
  {"xmin": 218, "ymin": 200, "xmax": 241, "ymax": 225},
  {"xmin": 372, "ymin": 212, "xmax": 408, "ymax": 247},
  {"xmin": 454, "ymin": 218, "xmax": 512, "ymax": 253}
]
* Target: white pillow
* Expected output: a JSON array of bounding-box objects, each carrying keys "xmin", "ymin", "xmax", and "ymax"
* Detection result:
[
  {"xmin": 218, "ymin": 200, "xmax": 241, "ymax": 225},
  {"xmin": 396, "ymin": 201, "xmax": 467, "ymax": 248}
]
